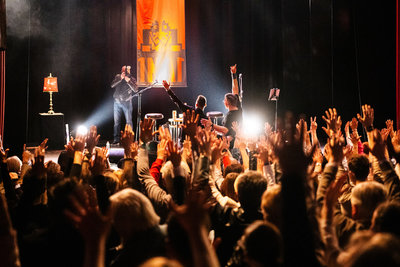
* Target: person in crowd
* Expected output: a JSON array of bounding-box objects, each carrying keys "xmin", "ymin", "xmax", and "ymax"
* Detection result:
[{"xmin": 2, "ymin": 102, "xmax": 400, "ymax": 267}]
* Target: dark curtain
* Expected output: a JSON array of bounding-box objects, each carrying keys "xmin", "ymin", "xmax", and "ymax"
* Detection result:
[{"xmin": 397, "ymin": 0, "xmax": 400, "ymax": 128}]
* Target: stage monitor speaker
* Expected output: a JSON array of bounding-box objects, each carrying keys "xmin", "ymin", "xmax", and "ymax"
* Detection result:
[{"xmin": 0, "ymin": 0, "xmax": 5, "ymax": 50}]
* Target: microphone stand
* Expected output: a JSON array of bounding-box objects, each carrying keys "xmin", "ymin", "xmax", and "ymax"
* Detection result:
[
  {"xmin": 239, "ymin": 73, "xmax": 243, "ymax": 102},
  {"xmin": 132, "ymin": 81, "xmax": 158, "ymax": 141}
]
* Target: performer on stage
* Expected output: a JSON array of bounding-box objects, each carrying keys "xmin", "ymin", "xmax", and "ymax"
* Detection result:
[
  {"xmin": 162, "ymin": 80, "xmax": 208, "ymax": 126},
  {"xmin": 202, "ymin": 64, "xmax": 242, "ymax": 149},
  {"xmin": 111, "ymin": 65, "xmax": 138, "ymax": 144}
]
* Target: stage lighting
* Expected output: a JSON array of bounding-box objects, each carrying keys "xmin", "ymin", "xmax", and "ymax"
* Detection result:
[
  {"xmin": 242, "ymin": 113, "xmax": 263, "ymax": 138},
  {"xmin": 76, "ymin": 125, "xmax": 88, "ymax": 136}
]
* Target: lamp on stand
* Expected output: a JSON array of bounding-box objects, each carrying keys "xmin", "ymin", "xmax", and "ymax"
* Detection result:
[{"xmin": 43, "ymin": 73, "xmax": 58, "ymax": 114}]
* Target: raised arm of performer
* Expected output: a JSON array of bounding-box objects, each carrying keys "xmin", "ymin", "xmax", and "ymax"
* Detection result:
[
  {"xmin": 230, "ymin": 64, "xmax": 239, "ymax": 96},
  {"xmin": 162, "ymin": 80, "xmax": 191, "ymax": 113}
]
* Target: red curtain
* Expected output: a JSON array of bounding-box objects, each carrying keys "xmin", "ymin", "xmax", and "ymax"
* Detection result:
[
  {"xmin": 397, "ymin": 0, "xmax": 399, "ymax": 129},
  {"xmin": 0, "ymin": 51, "xmax": 4, "ymax": 139}
]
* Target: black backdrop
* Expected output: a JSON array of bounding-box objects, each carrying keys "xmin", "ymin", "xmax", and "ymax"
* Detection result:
[{"xmin": 4, "ymin": 0, "xmax": 396, "ymax": 154}]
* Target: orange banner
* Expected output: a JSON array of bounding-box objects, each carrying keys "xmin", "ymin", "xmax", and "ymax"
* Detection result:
[{"xmin": 137, "ymin": 0, "xmax": 186, "ymax": 87}]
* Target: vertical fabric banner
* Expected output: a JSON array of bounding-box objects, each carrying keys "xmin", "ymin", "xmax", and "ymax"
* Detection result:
[
  {"xmin": 137, "ymin": 0, "xmax": 187, "ymax": 87},
  {"xmin": 397, "ymin": 0, "xmax": 400, "ymax": 129}
]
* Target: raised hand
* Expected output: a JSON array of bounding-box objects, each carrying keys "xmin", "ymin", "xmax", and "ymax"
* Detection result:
[
  {"xmin": 162, "ymin": 80, "xmax": 170, "ymax": 91},
  {"xmin": 140, "ymin": 118, "xmax": 154, "ymax": 144},
  {"xmin": 120, "ymin": 124, "xmax": 135, "ymax": 157},
  {"xmin": 273, "ymin": 112, "xmax": 316, "ymax": 175},
  {"xmin": 158, "ymin": 126, "xmax": 172, "ymax": 142},
  {"xmin": 367, "ymin": 129, "xmax": 387, "ymax": 160},
  {"xmin": 65, "ymin": 137, "xmax": 75, "ymax": 158},
  {"xmin": 264, "ymin": 122, "xmax": 273, "ymax": 137},
  {"xmin": 322, "ymin": 108, "xmax": 342, "ymax": 135},
  {"xmin": 310, "ymin": 116, "xmax": 317, "ymax": 133},
  {"xmin": 39, "ymin": 138, "xmax": 49, "ymax": 151},
  {"xmin": 73, "ymin": 134, "xmax": 86, "ymax": 153},
  {"xmin": 34, "ymin": 138, "xmax": 48, "ymax": 163},
  {"xmin": 211, "ymin": 138, "xmax": 225, "ymax": 164},
  {"xmin": 380, "ymin": 128, "xmax": 390, "ymax": 142},
  {"xmin": 129, "ymin": 142, "xmax": 138, "ymax": 160},
  {"xmin": 157, "ymin": 139, "xmax": 168, "ymax": 161},
  {"xmin": 90, "ymin": 149, "xmax": 107, "ymax": 176},
  {"xmin": 350, "ymin": 131, "xmax": 361, "ymax": 145},
  {"xmin": 350, "ymin": 117, "xmax": 358, "ymax": 132},
  {"xmin": 183, "ymin": 109, "xmax": 199, "ymax": 138},
  {"xmin": 64, "ymin": 186, "xmax": 111, "ymax": 244},
  {"xmin": 387, "ymin": 133, "xmax": 400, "ymax": 163},
  {"xmin": 196, "ymin": 128, "xmax": 212, "ymax": 158},
  {"xmin": 327, "ymin": 132, "xmax": 345, "ymax": 164},
  {"xmin": 167, "ymin": 140, "xmax": 182, "ymax": 168},
  {"xmin": 34, "ymin": 138, "xmax": 47, "ymax": 161},
  {"xmin": 230, "ymin": 64, "xmax": 237, "ymax": 74},
  {"xmin": 392, "ymin": 130, "xmax": 400, "ymax": 150},
  {"xmin": 86, "ymin": 126, "xmax": 100, "ymax": 154},
  {"xmin": 171, "ymin": 190, "xmax": 210, "ymax": 232},
  {"xmin": 182, "ymin": 136, "xmax": 192, "ymax": 162},
  {"xmin": 0, "ymin": 145, "xmax": 9, "ymax": 164},
  {"xmin": 357, "ymin": 104, "xmax": 374, "ymax": 130},
  {"xmin": 386, "ymin": 119, "xmax": 394, "ymax": 136},
  {"xmin": 22, "ymin": 144, "xmax": 34, "ymax": 164},
  {"xmin": 344, "ymin": 121, "xmax": 350, "ymax": 137},
  {"xmin": 323, "ymin": 174, "xmax": 347, "ymax": 215}
]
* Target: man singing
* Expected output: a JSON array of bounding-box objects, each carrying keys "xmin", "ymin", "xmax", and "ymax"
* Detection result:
[{"xmin": 111, "ymin": 65, "xmax": 138, "ymax": 144}]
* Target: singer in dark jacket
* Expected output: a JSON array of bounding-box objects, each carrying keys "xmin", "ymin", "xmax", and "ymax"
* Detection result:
[{"xmin": 111, "ymin": 66, "xmax": 138, "ymax": 144}]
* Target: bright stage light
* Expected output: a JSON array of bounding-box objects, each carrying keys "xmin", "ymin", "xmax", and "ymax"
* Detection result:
[
  {"xmin": 242, "ymin": 113, "xmax": 263, "ymax": 138},
  {"xmin": 76, "ymin": 125, "xmax": 88, "ymax": 136}
]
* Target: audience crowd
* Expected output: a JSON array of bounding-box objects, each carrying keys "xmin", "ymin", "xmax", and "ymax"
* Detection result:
[{"xmin": 1, "ymin": 67, "xmax": 400, "ymax": 267}]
